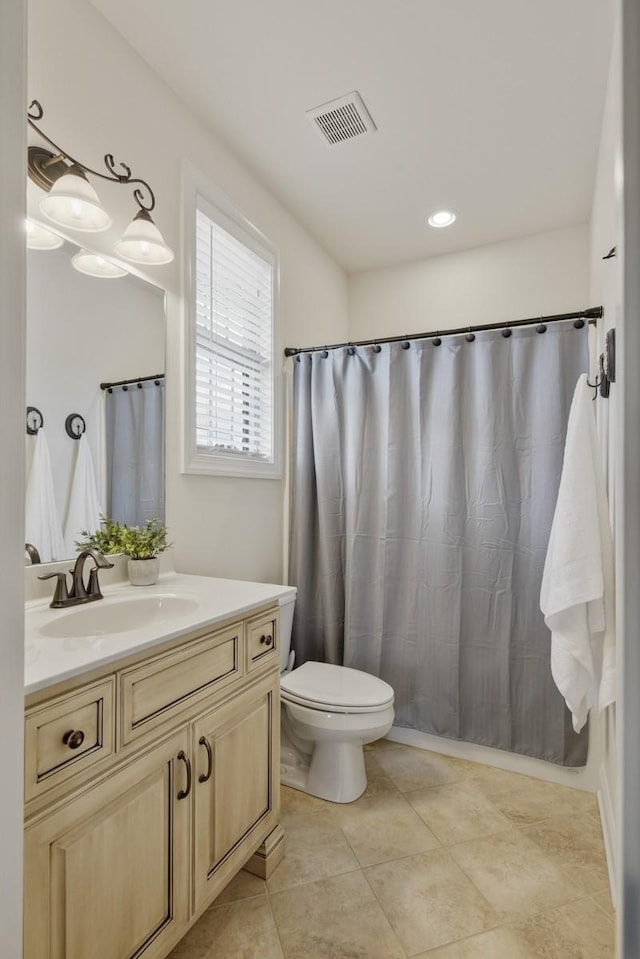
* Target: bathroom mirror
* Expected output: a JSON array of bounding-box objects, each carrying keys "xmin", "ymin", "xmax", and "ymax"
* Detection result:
[{"xmin": 26, "ymin": 239, "xmax": 166, "ymax": 562}]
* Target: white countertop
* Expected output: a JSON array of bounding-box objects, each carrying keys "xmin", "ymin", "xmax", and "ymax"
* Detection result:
[{"xmin": 25, "ymin": 572, "xmax": 296, "ymax": 696}]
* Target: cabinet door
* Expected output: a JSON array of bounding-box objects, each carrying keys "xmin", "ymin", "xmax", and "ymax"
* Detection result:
[
  {"xmin": 193, "ymin": 673, "xmax": 279, "ymax": 911},
  {"xmin": 24, "ymin": 730, "xmax": 191, "ymax": 959}
]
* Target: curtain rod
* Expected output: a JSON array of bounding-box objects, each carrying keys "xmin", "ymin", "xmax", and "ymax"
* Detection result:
[
  {"xmin": 100, "ymin": 372, "xmax": 165, "ymax": 391},
  {"xmin": 283, "ymin": 306, "xmax": 603, "ymax": 357}
]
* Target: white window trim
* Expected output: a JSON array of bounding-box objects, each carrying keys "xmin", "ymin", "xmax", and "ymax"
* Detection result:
[{"xmin": 182, "ymin": 160, "xmax": 282, "ymax": 479}]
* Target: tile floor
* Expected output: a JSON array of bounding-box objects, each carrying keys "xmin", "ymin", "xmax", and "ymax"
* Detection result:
[{"xmin": 168, "ymin": 741, "xmax": 615, "ymax": 959}]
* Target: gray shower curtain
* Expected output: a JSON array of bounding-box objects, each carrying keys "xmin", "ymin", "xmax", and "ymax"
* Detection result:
[
  {"xmin": 290, "ymin": 322, "xmax": 589, "ymax": 766},
  {"xmin": 105, "ymin": 378, "xmax": 165, "ymax": 526}
]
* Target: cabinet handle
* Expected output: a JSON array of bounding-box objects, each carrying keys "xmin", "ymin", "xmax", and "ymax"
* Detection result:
[
  {"xmin": 260, "ymin": 634, "xmax": 273, "ymax": 647},
  {"xmin": 177, "ymin": 750, "xmax": 192, "ymax": 800},
  {"xmin": 62, "ymin": 729, "xmax": 85, "ymax": 750},
  {"xmin": 198, "ymin": 736, "xmax": 213, "ymax": 783}
]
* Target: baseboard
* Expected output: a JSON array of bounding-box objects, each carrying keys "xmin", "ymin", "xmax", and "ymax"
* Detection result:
[
  {"xmin": 597, "ymin": 764, "xmax": 618, "ymax": 909},
  {"xmin": 385, "ymin": 725, "xmax": 598, "ymax": 791}
]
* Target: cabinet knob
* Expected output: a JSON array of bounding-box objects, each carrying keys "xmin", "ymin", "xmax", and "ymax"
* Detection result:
[
  {"xmin": 260, "ymin": 634, "xmax": 273, "ymax": 647},
  {"xmin": 62, "ymin": 729, "xmax": 85, "ymax": 750}
]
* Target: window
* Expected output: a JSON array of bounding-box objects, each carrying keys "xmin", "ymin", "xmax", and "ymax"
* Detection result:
[{"xmin": 184, "ymin": 170, "xmax": 280, "ymax": 478}]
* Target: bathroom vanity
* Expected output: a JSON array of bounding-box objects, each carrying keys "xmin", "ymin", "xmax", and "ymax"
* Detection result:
[{"xmin": 23, "ymin": 573, "xmax": 293, "ymax": 959}]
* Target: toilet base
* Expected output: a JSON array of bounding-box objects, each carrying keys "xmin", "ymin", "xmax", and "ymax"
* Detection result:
[{"xmin": 280, "ymin": 740, "xmax": 367, "ymax": 804}]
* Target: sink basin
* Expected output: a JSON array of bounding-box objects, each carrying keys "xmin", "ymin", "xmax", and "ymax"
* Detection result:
[{"xmin": 39, "ymin": 594, "xmax": 199, "ymax": 639}]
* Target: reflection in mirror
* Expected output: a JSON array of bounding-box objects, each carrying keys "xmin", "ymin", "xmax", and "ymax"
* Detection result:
[{"xmin": 26, "ymin": 239, "xmax": 166, "ymax": 563}]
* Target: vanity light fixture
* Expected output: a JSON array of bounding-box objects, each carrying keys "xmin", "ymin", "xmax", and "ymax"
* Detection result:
[
  {"xmin": 71, "ymin": 249, "xmax": 128, "ymax": 279},
  {"xmin": 25, "ymin": 218, "xmax": 64, "ymax": 250},
  {"xmin": 27, "ymin": 100, "xmax": 174, "ymax": 265},
  {"xmin": 427, "ymin": 209, "xmax": 457, "ymax": 228}
]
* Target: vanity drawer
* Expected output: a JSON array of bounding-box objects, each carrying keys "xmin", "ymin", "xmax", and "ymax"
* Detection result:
[
  {"xmin": 246, "ymin": 608, "xmax": 278, "ymax": 673},
  {"xmin": 25, "ymin": 678, "xmax": 115, "ymax": 802},
  {"xmin": 120, "ymin": 623, "xmax": 242, "ymax": 745}
]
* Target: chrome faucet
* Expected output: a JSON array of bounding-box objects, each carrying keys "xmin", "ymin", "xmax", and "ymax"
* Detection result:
[{"xmin": 39, "ymin": 548, "xmax": 114, "ymax": 609}]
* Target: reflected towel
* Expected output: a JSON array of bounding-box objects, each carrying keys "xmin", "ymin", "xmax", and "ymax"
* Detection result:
[
  {"xmin": 25, "ymin": 427, "xmax": 65, "ymax": 563},
  {"xmin": 64, "ymin": 434, "xmax": 102, "ymax": 556},
  {"xmin": 540, "ymin": 374, "xmax": 615, "ymax": 732}
]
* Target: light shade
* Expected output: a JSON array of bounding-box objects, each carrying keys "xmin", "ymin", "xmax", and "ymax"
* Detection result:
[
  {"xmin": 114, "ymin": 209, "xmax": 174, "ymax": 265},
  {"xmin": 40, "ymin": 165, "xmax": 112, "ymax": 232},
  {"xmin": 427, "ymin": 209, "xmax": 457, "ymax": 229},
  {"xmin": 71, "ymin": 249, "xmax": 128, "ymax": 279},
  {"xmin": 25, "ymin": 218, "xmax": 64, "ymax": 250}
]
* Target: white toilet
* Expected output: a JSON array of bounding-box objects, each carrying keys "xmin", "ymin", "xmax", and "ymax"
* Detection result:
[{"xmin": 278, "ymin": 593, "xmax": 395, "ymax": 803}]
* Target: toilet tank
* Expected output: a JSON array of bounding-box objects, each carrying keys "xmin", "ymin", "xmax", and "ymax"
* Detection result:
[{"xmin": 278, "ymin": 589, "xmax": 297, "ymax": 672}]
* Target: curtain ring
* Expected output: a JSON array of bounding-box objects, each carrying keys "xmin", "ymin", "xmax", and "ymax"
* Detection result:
[
  {"xmin": 433, "ymin": 328, "xmax": 442, "ymax": 346},
  {"xmin": 536, "ymin": 318, "xmax": 547, "ymax": 333},
  {"xmin": 321, "ymin": 347, "xmax": 329, "ymax": 358},
  {"xmin": 574, "ymin": 318, "xmax": 585, "ymax": 329},
  {"xmin": 373, "ymin": 341, "xmax": 382, "ymax": 353},
  {"xmin": 501, "ymin": 323, "xmax": 512, "ymax": 338},
  {"xmin": 401, "ymin": 335, "xmax": 410, "ymax": 349},
  {"xmin": 347, "ymin": 344, "xmax": 356, "ymax": 355},
  {"xmin": 465, "ymin": 326, "xmax": 475, "ymax": 342}
]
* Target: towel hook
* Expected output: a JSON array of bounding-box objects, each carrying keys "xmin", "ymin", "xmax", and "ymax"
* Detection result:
[
  {"xmin": 586, "ymin": 357, "xmax": 606, "ymax": 400},
  {"xmin": 26, "ymin": 406, "xmax": 44, "ymax": 435},
  {"xmin": 64, "ymin": 413, "xmax": 86, "ymax": 440}
]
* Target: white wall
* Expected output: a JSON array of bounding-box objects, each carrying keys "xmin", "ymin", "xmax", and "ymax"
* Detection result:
[
  {"xmin": 348, "ymin": 224, "xmax": 590, "ymax": 340},
  {"xmin": 0, "ymin": 0, "xmax": 26, "ymax": 954},
  {"xmin": 589, "ymin": 11, "xmax": 622, "ymax": 905},
  {"xmin": 26, "ymin": 244, "xmax": 165, "ymax": 549},
  {"xmin": 28, "ymin": 0, "xmax": 349, "ymax": 584}
]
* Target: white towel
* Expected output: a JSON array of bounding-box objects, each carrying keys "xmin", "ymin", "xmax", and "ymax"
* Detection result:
[
  {"xmin": 25, "ymin": 427, "xmax": 65, "ymax": 563},
  {"xmin": 64, "ymin": 434, "xmax": 102, "ymax": 556},
  {"xmin": 540, "ymin": 373, "xmax": 615, "ymax": 733}
]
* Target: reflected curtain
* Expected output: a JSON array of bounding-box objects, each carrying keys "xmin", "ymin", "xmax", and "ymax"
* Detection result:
[
  {"xmin": 105, "ymin": 378, "xmax": 165, "ymax": 526},
  {"xmin": 290, "ymin": 322, "xmax": 589, "ymax": 766}
]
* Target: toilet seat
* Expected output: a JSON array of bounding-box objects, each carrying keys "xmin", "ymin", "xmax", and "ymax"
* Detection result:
[{"xmin": 281, "ymin": 661, "xmax": 394, "ymax": 714}]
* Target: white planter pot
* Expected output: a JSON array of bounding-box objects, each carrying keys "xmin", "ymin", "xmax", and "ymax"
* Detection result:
[{"xmin": 128, "ymin": 557, "xmax": 160, "ymax": 587}]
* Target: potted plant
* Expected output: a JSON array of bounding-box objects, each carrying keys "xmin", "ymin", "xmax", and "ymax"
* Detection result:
[{"xmin": 77, "ymin": 515, "xmax": 170, "ymax": 586}]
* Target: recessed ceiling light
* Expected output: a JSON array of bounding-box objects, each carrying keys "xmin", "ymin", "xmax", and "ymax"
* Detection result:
[{"xmin": 427, "ymin": 210, "xmax": 456, "ymax": 229}]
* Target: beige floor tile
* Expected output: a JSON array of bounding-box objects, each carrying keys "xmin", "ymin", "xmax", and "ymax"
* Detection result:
[
  {"xmin": 364, "ymin": 848, "xmax": 499, "ymax": 955},
  {"xmin": 361, "ymin": 750, "xmax": 402, "ymax": 799},
  {"xmin": 373, "ymin": 746, "xmax": 480, "ymax": 792},
  {"xmin": 471, "ymin": 768, "xmax": 599, "ymax": 825},
  {"xmin": 406, "ymin": 780, "xmax": 512, "ymax": 845},
  {"xmin": 267, "ymin": 811, "xmax": 359, "ymax": 893},
  {"xmin": 365, "ymin": 736, "xmax": 398, "ymax": 751},
  {"xmin": 215, "ymin": 868, "xmax": 267, "ymax": 905},
  {"xmin": 448, "ymin": 828, "xmax": 584, "ymax": 920},
  {"xmin": 514, "ymin": 896, "xmax": 616, "ymax": 958},
  {"xmin": 411, "ymin": 925, "xmax": 538, "ymax": 958},
  {"xmin": 279, "ymin": 785, "xmax": 329, "ymax": 818},
  {"xmin": 521, "ymin": 814, "xmax": 610, "ymax": 895},
  {"xmin": 592, "ymin": 889, "xmax": 615, "ymax": 916},
  {"xmin": 338, "ymin": 793, "xmax": 440, "ymax": 866},
  {"xmin": 270, "ymin": 870, "xmax": 405, "ymax": 959},
  {"xmin": 167, "ymin": 896, "xmax": 284, "ymax": 959}
]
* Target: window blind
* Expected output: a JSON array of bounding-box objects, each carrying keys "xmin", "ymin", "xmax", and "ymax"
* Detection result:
[{"xmin": 195, "ymin": 207, "xmax": 274, "ymax": 461}]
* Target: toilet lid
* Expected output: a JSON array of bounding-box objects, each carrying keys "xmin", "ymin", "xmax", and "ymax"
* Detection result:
[{"xmin": 281, "ymin": 662, "xmax": 394, "ymax": 712}]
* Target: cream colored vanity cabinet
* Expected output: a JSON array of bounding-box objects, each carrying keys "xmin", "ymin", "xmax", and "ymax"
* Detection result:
[
  {"xmin": 24, "ymin": 605, "xmax": 283, "ymax": 959},
  {"xmin": 24, "ymin": 728, "xmax": 191, "ymax": 959},
  {"xmin": 192, "ymin": 671, "xmax": 279, "ymax": 911}
]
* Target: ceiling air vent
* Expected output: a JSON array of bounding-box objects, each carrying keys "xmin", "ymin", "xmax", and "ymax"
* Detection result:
[{"xmin": 306, "ymin": 91, "xmax": 377, "ymax": 146}]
